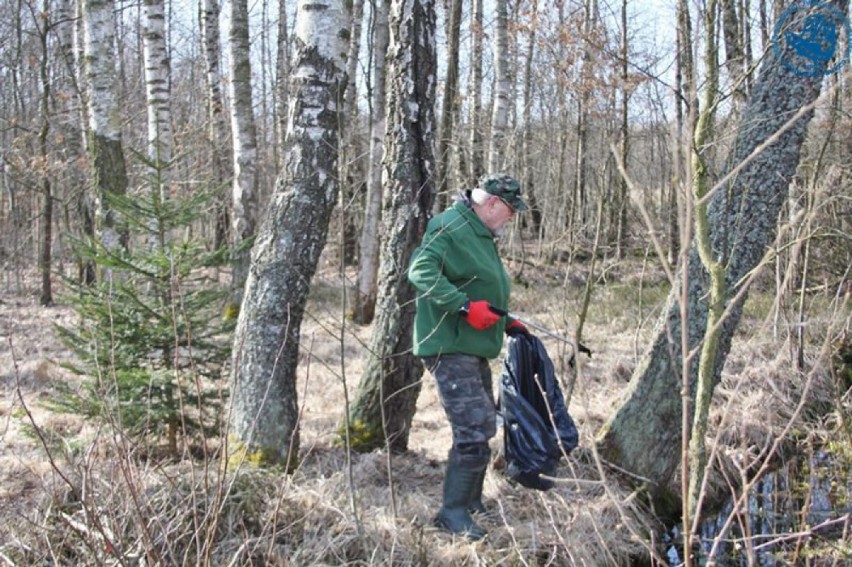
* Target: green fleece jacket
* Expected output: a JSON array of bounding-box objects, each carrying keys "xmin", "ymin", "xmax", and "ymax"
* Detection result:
[{"xmin": 408, "ymin": 200, "xmax": 510, "ymax": 359}]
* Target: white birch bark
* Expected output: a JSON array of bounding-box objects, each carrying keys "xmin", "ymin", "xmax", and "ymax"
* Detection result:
[
  {"xmin": 343, "ymin": 0, "xmax": 364, "ymax": 119},
  {"xmin": 83, "ymin": 0, "xmax": 127, "ymax": 254},
  {"xmin": 229, "ymin": 0, "xmax": 349, "ymax": 466},
  {"xmin": 468, "ymin": 0, "xmax": 483, "ymax": 184},
  {"xmin": 56, "ymin": 0, "xmax": 84, "ymax": 137},
  {"xmin": 488, "ymin": 0, "xmax": 511, "ymax": 172},
  {"xmin": 338, "ymin": 0, "xmax": 365, "ymax": 266},
  {"xmin": 436, "ymin": 0, "xmax": 461, "ymax": 200},
  {"xmin": 228, "ymin": 0, "xmax": 259, "ymax": 303},
  {"xmin": 275, "ymin": 0, "xmax": 290, "ymax": 154},
  {"xmin": 143, "ymin": 0, "xmax": 173, "ymax": 242},
  {"xmin": 353, "ymin": 0, "xmax": 390, "ymax": 324},
  {"xmin": 201, "ymin": 0, "xmax": 232, "ymax": 249}
]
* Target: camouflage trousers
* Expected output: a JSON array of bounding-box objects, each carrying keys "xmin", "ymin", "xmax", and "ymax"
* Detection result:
[{"xmin": 422, "ymin": 353, "xmax": 495, "ymax": 468}]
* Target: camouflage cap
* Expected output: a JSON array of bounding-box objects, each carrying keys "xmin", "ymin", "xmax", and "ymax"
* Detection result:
[{"xmin": 479, "ymin": 173, "xmax": 528, "ymax": 212}]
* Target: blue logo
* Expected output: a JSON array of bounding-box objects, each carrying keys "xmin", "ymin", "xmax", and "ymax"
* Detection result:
[{"xmin": 773, "ymin": 1, "xmax": 850, "ymax": 77}]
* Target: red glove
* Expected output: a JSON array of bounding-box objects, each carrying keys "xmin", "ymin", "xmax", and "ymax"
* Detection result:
[
  {"xmin": 505, "ymin": 319, "xmax": 529, "ymax": 337},
  {"xmin": 460, "ymin": 300, "xmax": 501, "ymax": 330}
]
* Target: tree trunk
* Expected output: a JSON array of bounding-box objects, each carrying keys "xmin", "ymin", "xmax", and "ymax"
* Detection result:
[
  {"xmin": 668, "ymin": 0, "xmax": 694, "ymax": 266},
  {"xmin": 83, "ymin": 0, "xmax": 128, "ymax": 256},
  {"xmin": 488, "ymin": 0, "xmax": 510, "ymax": 172},
  {"xmin": 520, "ymin": 0, "xmax": 541, "ymax": 235},
  {"xmin": 573, "ymin": 0, "xmax": 595, "ymax": 235},
  {"xmin": 200, "ymin": 0, "xmax": 232, "ymax": 251},
  {"xmin": 686, "ymin": 0, "xmax": 721, "ymax": 531},
  {"xmin": 614, "ymin": 0, "xmax": 628, "ymax": 259},
  {"xmin": 56, "ymin": 0, "xmax": 93, "ymax": 284},
  {"xmin": 353, "ymin": 0, "xmax": 390, "ymax": 325},
  {"xmin": 721, "ymin": 0, "xmax": 746, "ymax": 113},
  {"xmin": 275, "ymin": 0, "xmax": 290, "ymax": 157},
  {"xmin": 740, "ymin": 0, "xmax": 753, "ymax": 95},
  {"xmin": 339, "ymin": 0, "xmax": 365, "ymax": 266},
  {"xmin": 228, "ymin": 0, "xmax": 349, "ymax": 468},
  {"xmin": 37, "ymin": 0, "xmax": 52, "ymax": 305},
  {"xmin": 228, "ymin": 0, "xmax": 259, "ymax": 304},
  {"xmin": 436, "ymin": 0, "xmax": 461, "ymax": 202},
  {"xmin": 468, "ymin": 0, "xmax": 484, "ymax": 187},
  {"xmin": 347, "ymin": 0, "xmax": 436, "ymax": 452},
  {"xmin": 143, "ymin": 0, "xmax": 173, "ymax": 228},
  {"xmin": 596, "ymin": 0, "xmax": 847, "ymax": 502}
]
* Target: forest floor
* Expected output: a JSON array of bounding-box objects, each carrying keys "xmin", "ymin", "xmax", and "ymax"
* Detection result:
[{"xmin": 0, "ymin": 252, "xmax": 849, "ymax": 565}]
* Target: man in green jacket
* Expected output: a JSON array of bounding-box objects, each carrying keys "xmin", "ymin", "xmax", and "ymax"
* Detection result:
[{"xmin": 408, "ymin": 173, "xmax": 529, "ymax": 540}]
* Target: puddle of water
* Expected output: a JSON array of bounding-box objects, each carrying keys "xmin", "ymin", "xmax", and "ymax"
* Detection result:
[{"xmin": 665, "ymin": 450, "xmax": 852, "ymax": 565}]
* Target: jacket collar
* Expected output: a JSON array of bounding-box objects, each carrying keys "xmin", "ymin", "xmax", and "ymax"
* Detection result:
[{"xmin": 452, "ymin": 199, "xmax": 495, "ymax": 239}]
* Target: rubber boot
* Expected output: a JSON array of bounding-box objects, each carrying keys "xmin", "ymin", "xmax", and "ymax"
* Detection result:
[
  {"xmin": 434, "ymin": 461, "xmax": 487, "ymax": 540},
  {"xmin": 468, "ymin": 468, "xmax": 488, "ymax": 516}
]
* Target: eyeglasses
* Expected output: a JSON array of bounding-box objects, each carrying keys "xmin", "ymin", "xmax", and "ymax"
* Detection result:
[{"xmin": 495, "ymin": 196, "xmax": 516, "ymax": 214}]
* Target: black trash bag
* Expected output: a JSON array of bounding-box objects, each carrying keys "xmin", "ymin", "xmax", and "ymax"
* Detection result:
[{"xmin": 499, "ymin": 333, "xmax": 578, "ymax": 490}]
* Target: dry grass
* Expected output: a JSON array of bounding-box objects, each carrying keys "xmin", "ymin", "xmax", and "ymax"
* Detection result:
[{"xmin": 1, "ymin": 254, "xmax": 848, "ymax": 565}]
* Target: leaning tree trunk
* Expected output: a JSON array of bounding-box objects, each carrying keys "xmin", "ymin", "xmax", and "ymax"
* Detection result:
[
  {"xmin": 686, "ymin": 0, "xmax": 722, "ymax": 526},
  {"xmin": 346, "ymin": 0, "xmax": 436, "ymax": 452},
  {"xmin": 83, "ymin": 0, "xmax": 128, "ymax": 257},
  {"xmin": 352, "ymin": 0, "xmax": 390, "ymax": 324},
  {"xmin": 228, "ymin": 0, "xmax": 349, "ymax": 468},
  {"xmin": 596, "ymin": 0, "xmax": 848, "ymax": 500},
  {"xmin": 228, "ymin": 0, "xmax": 259, "ymax": 305}
]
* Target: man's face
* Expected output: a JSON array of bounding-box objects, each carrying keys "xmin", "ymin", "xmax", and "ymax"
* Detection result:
[{"xmin": 480, "ymin": 195, "xmax": 516, "ymax": 234}]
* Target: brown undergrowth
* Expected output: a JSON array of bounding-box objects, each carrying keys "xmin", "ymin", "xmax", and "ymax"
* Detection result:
[{"xmin": 1, "ymin": 254, "xmax": 848, "ymax": 565}]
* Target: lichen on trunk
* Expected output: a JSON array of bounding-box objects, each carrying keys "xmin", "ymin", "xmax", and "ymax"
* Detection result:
[
  {"xmin": 228, "ymin": 0, "xmax": 349, "ymax": 469},
  {"xmin": 597, "ymin": 0, "xmax": 846, "ymax": 501}
]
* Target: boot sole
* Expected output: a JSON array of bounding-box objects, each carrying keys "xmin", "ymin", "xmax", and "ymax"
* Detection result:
[{"xmin": 433, "ymin": 515, "xmax": 487, "ymax": 541}]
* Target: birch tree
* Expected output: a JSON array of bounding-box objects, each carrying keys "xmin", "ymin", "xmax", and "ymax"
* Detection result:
[
  {"xmin": 200, "ymin": 0, "xmax": 232, "ymax": 249},
  {"xmin": 339, "ymin": 0, "xmax": 365, "ymax": 265},
  {"xmin": 436, "ymin": 0, "xmax": 461, "ymax": 199},
  {"xmin": 275, "ymin": 0, "xmax": 290, "ymax": 155},
  {"xmin": 488, "ymin": 0, "xmax": 511, "ymax": 171},
  {"xmin": 468, "ymin": 0, "xmax": 484, "ymax": 185},
  {"xmin": 228, "ymin": 0, "xmax": 259, "ymax": 304},
  {"xmin": 352, "ymin": 0, "xmax": 391, "ymax": 324},
  {"xmin": 228, "ymin": 0, "xmax": 349, "ymax": 467},
  {"xmin": 83, "ymin": 0, "xmax": 128, "ymax": 257},
  {"xmin": 143, "ymin": 0, "xmax": 173, "ymax": 216},
  {"xmin": 346, "ymin": 0, "xmax": 436, "ymax": 452},
  {"xmin": 597, "ymin": 0, "xmax": 850, "ymax": 510}
]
